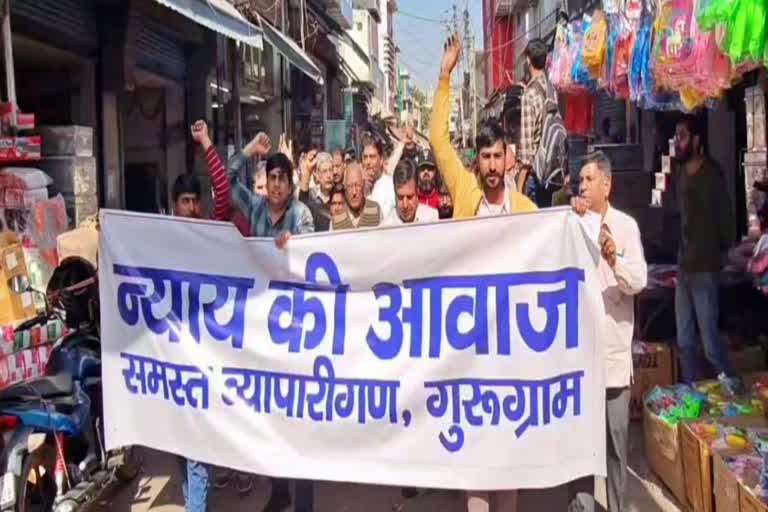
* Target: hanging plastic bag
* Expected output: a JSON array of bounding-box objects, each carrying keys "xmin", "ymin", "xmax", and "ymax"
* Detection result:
[
  {"xmin": 700, "ymin": 0, "xmax": 767, "ymax": 65},
  {"xmin": 549, "ymin": 23, "xmax": 568, "ymax": 91},
  {"xmin": 582, "ymin": 10, "xmax": 609, "ymax": 80},
  {"xmin": 573, "ymin": 16, "xmax": 598, "ymax": 90},
  {"xmin": 652, "ymin": 0, "xmax": 697, "ymax": 91},
  {"xmin": 602, "ymin": 13, "xmax": 623, "ymax": 91},
  {"xmin": 612, "ymin": 21, "xmax": 636, "ymax": 99},
  {"xmin": 629, "ymin": 15, "xmax": 652, "ymax": 102}
]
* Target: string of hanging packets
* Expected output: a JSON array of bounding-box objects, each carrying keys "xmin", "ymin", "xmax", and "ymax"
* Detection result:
[{"xmin": 549, "ymin": 0, "xmax": 767, "ymax": 112}]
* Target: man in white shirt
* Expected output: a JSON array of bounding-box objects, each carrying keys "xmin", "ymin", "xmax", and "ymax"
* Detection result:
[
  {"xmin": 383, "ymin": 160, "xmax": 439, "ymax": 226},
  {"xmin": 360, "ymin": 133, "xmax": 395, "ymax": 218},
  {"xmin": 570, "ymin": 151, "xmax": 648, "ymax": 512}
]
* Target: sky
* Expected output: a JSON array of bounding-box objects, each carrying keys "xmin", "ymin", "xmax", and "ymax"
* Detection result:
[{"xmin": 394, "ymin": 0, "xmax": 484, "ymax": 94}]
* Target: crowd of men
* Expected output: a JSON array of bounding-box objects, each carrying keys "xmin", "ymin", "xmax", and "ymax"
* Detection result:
[{"xmin": 166, "ymin": 31, "xmax": 739, "ymax": 512}]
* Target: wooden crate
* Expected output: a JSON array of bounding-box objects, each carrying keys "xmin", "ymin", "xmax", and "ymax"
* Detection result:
[
  {"xmin": 682, "ymin": 417, "xmax": 768, "ymax": 512},
  {"xmin": 713, "ymin": 451, "xmax": 743, "ymax": 512},
  {"xmin": 644, "ymin": 404, "xmax": 687, "ymax": 505},
  {"xmin": 631, "ymin": 343, "xmax": 676, "ymax": 420}
]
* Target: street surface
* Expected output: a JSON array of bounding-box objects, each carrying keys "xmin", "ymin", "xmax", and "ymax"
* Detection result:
[{"xmin": 89, "ymin": 425, "xmax": 682, "ymax": 511}]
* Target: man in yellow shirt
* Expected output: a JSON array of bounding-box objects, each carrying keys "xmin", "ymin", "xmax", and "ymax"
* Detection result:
[
  {"xmin": 429, "ymin": 33, "xmax": 535, "ymax": 512},
  {"xmin": 430, "ymin": 34, "xmax": 536, "ymax": 220}
]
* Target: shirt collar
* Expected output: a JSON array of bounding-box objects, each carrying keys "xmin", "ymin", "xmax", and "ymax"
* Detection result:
[{"xmin": 480, "ymin": 183, "xmax": 511, "ymax": 213}]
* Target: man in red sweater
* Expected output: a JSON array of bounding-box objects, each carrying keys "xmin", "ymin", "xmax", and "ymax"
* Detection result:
[
  {"xmin": 168, "ymin": 120, "xmax": 236, "ymax": 512},
  {"xmin": 192, "ymin": 120, "xmax": 271, "ymax": 236},
  {"xmin": 189, "ymin": 120, "xmax": 237, "ymax": 222}
]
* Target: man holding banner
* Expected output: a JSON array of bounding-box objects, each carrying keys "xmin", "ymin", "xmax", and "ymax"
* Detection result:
[
  {"xmin": 429, "ymin": 33, "xmax": 539, "ymax": 512},
  {"xmin": 571, "ymin": 151, "xmax": 648, "ymax": 512}
]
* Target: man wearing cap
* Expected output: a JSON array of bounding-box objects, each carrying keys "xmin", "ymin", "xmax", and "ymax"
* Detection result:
[
  {"xmin": 414, "ymin": 148, "xmax": 440, "ymax": 209},
  {"xmin": 382, "ymin": 159, "xmax": 439, "ymax": 226}
]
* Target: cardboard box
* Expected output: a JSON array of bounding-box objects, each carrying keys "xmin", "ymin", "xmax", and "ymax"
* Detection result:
[
  {"xmin": 682, "ymin": 417, "xmax": 768, "ymax": 512},
  {"xmin": 38, "ymin": 156, "xmax": 97, "ymax": 196},
  {"xmin": 644, "ymin": 404, "xmax": 687, "ymax": 505},
  {"xmin": 0, "ymin": 232, "xmax": 34, "ymax": 326},
  {"xmin": 631, "ymin": 342, "xmax": 676, "ymax": 420},
  {"xmin": 714, "ymin": 450, "xmax": 743, "ymax": 512},
  {"xmin": 38, "ymin": 126, "xmax": 93, "ymax": 157}
]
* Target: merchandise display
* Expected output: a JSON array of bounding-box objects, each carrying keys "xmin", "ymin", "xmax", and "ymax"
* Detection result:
[
  {"xmin": 549, "ymin": 0, "xmax": 767, "ymax": 111},
  {"xmin": 645, "ymin": 379, "xmax": 767, "ymax": 425}
]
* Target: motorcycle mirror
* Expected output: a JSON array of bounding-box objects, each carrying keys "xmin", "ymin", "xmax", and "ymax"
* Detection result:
[
  {"xmin": 7, "ymin": 275, "xmax": 29, "ymax": 295},
  {"xmin": 27, "ymin": 432, "xmax": 46, "ymax": 454}
]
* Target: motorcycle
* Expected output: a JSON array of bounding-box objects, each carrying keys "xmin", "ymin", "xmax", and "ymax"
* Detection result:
[{"xmin": 0, "ymin": 256, "xmax": 140, "ymax": 512}]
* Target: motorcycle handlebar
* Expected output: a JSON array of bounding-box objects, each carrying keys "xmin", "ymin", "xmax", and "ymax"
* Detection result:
[{"xmin": 14, "ymin": 313, "xmax": 51, "ymax": 333}]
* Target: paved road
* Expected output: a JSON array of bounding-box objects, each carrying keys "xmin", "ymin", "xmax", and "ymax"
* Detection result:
[{"xmin": 89, "ymin": 425, "xmax": 682, "ymax": 512}]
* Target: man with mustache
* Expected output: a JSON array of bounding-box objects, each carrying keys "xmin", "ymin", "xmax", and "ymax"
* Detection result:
[
  {"xmin": 414, "ymin": 149, "xmax": 440, "ymax": 209},
  {"xmin": 361, "ymin": 134, "xmax": 395, "ymax": 218},
  {"xmin": 382, "ymin": 159, "xmax": 439, "ymax": 226},
  {"xmin": 673, "ymin": 115, "xmax": 739, "ymax": 391},
  {"xmin": 429, "ymin": 32, "xmax": 536, "ymax": 512},
  {"xmin": 332, "ymin": 162, "xmax": 382, "ymax": 230},
  {"xmin": 437, "ymin": 181, "xmax": 454, "ymax": 220},
  {"xmin": 430, "ymin": 34, "xmax": 535, "ymax": 222}
]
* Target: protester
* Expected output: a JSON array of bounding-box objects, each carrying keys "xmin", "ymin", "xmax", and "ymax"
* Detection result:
[
  {"xmin": 570, "ymin": 151, "xmax": 648, "ymax": 512},
  {"xmin": 437, "ymin": 181, "xmax": 454, "ymax": 220},
  {"xmin": 402, "ymin": 120, "xmax": 419, "ymax": 161},
  {"xmin": 414, "ymin": 148, "xmax": 440, "ymax": 209},
  {"xmin": 382, "ymin": 159, "xmax": 439, "ymax": 226},
  {"xmin": 298, "ymin": 151, "xmax": 334, "ymax": 231},
  {"xmin": 227, "ymin": 134, "xmax": 314, "ymax": 241},
  {"xmin": 332, "ymin": 148, "xmax": 346, "ymax": 185},
  {"xmin": 673, "ymin": 116, "xmax": 739, "ymax": 390},
  {"xmin": 517, "ymin": 38, "xmax": 560, "ymax": 206},
  {"xmin": 170, "ymin": 174, "xmax": 212, "ymax": 512},
  {"xmin": 385, "ymin": 120, "xmax": 419, "ymax": 176},
  {"xmin": 328, "ymin": 184, "xmax": 346, "ymax": 218},
  {"xmin": 332, "ymin": 162, "xmax": 382, "ymax": 230},
  {"xmin": 189, "ymin": 120, "xmax": 233, "ymax": 221},
  {"xmin": 429, "ymin": 33, "xmax": 536, "ymax": 512},
  {"xmin": 226, "ymin": 133, "xmax": 316, "ymax": 510},
  {"xmin": 431, "ymin": 34, "xmax": 536, "ymax": 222},
  {"xmin": 168, "ymin": 120, "xmax": 239, "ymax": 512},
  {"xmin": 360, "ymin": 133, "xmax": 395, "ymax": 216}
]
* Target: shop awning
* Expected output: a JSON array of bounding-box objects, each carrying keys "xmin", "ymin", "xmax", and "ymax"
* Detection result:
[
  {"xmin": 257, "ymin": 14, "xmax": 324, "ymax": 86},
  {"xmin": 153, "ymin": 0, "xmax": 263, "ymax": 49}
]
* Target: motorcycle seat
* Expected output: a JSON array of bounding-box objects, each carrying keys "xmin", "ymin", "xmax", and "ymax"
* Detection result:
[{"xmin": 0, "ymin": 373, "xmax": 74, "ymax": 401}]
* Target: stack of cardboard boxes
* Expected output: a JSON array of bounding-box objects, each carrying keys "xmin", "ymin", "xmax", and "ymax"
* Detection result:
[
  {"xmin": 37, "ymin": 126, "xmax": 97, "ymax": 229},
  {"xmin": 0, "ymin": 231, "xmax": 34, "ymax": 326}
]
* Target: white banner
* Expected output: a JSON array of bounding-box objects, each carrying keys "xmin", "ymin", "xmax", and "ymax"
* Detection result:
[{"xmin": 99, "ymin": 208, "xmax": 606, "ymax": 490}]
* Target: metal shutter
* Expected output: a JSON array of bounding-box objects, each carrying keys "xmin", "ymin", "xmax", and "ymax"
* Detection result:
[
  {"xmin": 11, "ymin": 0, "xmax": 98, "ymax": 53},
  {"xmin": 135, "ymin": 18, "xmax": 187, "ymax": 82}
]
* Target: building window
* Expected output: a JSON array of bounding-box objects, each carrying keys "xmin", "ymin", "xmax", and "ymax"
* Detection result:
[{"xmin": 356, "ymin": 22, "xmax": 363, "ymax": 31}]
